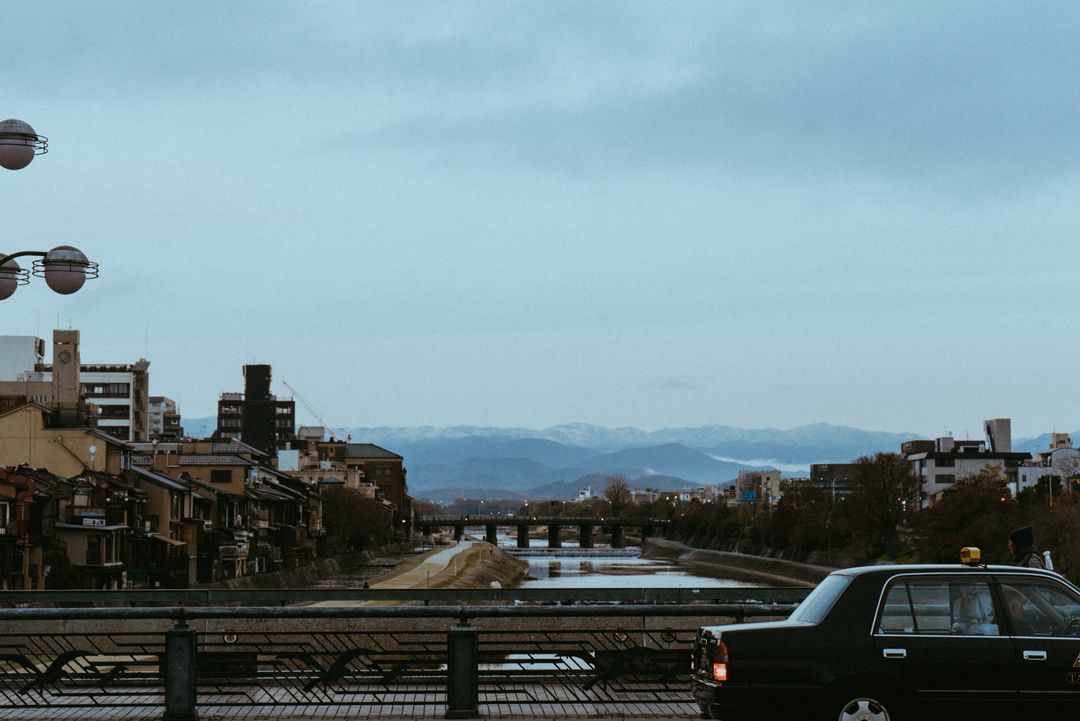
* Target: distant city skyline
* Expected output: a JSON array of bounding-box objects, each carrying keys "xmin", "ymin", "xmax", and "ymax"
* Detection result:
[{"xmin": 6, "ymin": 3, "xmax": 1080, "ymax": 440}]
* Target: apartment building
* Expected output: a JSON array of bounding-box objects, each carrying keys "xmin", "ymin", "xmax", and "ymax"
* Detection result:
[
  {"xmin": 149, "ymin": 396, "xmax": 183, "ymax": 441},
  {"xmin": 735, "ymin": 469, "xmax": 782, "ymax": 505},
  {"xmin": 215, "ymin": 364, "xmax": 296, "ymax": 457},
  {"xmin": 901, "ymin": 418, "xmax": 1031, "ymax": 505}
]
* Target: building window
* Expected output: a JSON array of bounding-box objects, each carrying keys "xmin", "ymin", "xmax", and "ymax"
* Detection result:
[
  {"xmin": 937, "ymin": 458, "xmax": 955, "ymax": 468},
  {"xmin": 0, "ymin": 502, "xmax": 9, "ymax": 530},
  {"xmin": 935, "ymin": 474, "xmax": 955, "ymax": 485},
  {"xmin": 211, "ymin": 469, "xmax": 233, "ymax": 484}
]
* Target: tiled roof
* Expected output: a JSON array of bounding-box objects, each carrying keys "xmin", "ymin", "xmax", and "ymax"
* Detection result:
[
  {"xmin": 130, "ymin": 466, "xmax": 187, "ymax": 492},
  {"xmin": 344, "ymin": 443, "xmax": 402, "ymax": 460},
  {"xmin": 131, "ymin": 453, "xmax": 253, "ymax": 466},
  {"xmin": 212, "ymin": 439, "xmax": 267, "ymax": 456},
  {"xmin": 182, "ymin": 454, "xmax": 253, "ymax": 465}
]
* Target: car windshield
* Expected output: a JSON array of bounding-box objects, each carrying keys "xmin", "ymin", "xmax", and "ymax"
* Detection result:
[{"xmin": 789, "ymin": 574, "xmax": 852, "ymax": 624}]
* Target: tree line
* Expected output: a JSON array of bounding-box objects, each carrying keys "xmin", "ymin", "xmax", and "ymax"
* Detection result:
[{"xmin": 667, "ymin": 453, "xmax": 1078, "ymax": 581}]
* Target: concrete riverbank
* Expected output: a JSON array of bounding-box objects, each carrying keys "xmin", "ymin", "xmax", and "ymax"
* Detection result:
[
  {"xmin": 367, "ymin": 540, "xmax": 527, "ymax": 590},
  {"xmin": 641, "ymin": 538, "xmax": 835, "ymax": 587}
]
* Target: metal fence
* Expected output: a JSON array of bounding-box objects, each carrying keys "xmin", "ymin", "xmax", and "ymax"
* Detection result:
[{"xmin": 0, "ymin": 588, "xmax": 805, "ymax": 720}]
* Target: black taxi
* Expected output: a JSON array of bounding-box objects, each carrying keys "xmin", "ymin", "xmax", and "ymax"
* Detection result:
[{"xmin": 691, "ymin": 555, "xmax": 1080, "ymax": 720}]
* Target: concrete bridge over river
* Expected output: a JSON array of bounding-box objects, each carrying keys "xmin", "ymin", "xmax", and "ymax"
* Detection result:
[{"xmin": 417, "ymin": 515, "xmax": 669, "ymax": 548}]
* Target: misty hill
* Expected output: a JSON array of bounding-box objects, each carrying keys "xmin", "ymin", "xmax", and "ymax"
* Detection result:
[
  {"xmin": 401, "ymin": 435, "xmax": 598, "ymax": 468},
  {"xmin": 344, "ymin": 421, "xmax": 917, "ymax": 463},
  {"xmin": 564, "ymin": 443, "xmax": 755, "ymax": 485},
  {"xmin": 179, "ymin": 418, "xmax": 918, "ymax": 464},
  {"xmin": 407, "ymin": 457, "xmax": 561, "ymax": 493}
]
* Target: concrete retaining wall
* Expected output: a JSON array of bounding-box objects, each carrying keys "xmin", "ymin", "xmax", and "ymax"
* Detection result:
[
  {"xmin": 642, "ymin": 538, "xmax": 836, "ymax": 587},
  {"xmin": 447, "ymin": 545, "xmax": 528, "ymax": 589},
  {"xmin": 194, "ymin": 547, "xmax": 405, "ymax": 590}
]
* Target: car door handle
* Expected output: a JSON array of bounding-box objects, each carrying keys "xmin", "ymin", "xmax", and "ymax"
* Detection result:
[
  {"xmin": 1023, "ymin": 650, "xmax": 1047, "ymax": 662},
  {"xmin": 882, "ymin": 648, "xmax": 907, "ymax": 659}
]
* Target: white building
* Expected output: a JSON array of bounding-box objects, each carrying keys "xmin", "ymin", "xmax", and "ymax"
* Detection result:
[
  {"xmin": 901, "ymin": 419, "xmax": 1031, "ymax": 506},
  {"xmin": 1018, "ymin": 432, "xmax": 1079, "ymax": 494},
  {"xmin": 0, "ymin": 336, "xmax": 45, "ymax": 380}
]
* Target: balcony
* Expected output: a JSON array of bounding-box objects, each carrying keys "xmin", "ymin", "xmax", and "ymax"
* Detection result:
[
  {"xmin": 66, "ymin": 508, "xmax": 126, "ymax": 526},
  {"xmin": 218, "ymin": 545, "xmax": 248, "ymax": 560}
]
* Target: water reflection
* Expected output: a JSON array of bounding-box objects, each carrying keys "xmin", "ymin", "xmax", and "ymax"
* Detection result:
[
  {"xmin": 476, "ymin": 529, "xmax": 758, "ymax": 589},
  {"xmin": 521, "ymin": 554, "xmax": 755, "ymax": 589}
]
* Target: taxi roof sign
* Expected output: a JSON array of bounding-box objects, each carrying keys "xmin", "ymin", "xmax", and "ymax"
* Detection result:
[{"xmin": 960, "ymin": 547, "xmax": 981, "ymax": 565}]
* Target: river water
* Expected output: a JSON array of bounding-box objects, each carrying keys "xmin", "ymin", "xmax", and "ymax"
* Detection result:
[{"xmin": 492, "ymin": 532, "xmax": 755, "ymax": 589}]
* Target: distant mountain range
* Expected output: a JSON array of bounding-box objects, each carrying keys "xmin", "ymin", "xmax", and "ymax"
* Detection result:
[{"xmin": 177, "ymin": 418, "xmax": 1076, "ymax": 503}]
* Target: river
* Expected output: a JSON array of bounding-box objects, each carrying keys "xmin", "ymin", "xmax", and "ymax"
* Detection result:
[{"xmin": 492, "ymin": 532, "xmax": 756, "ymax": 589}]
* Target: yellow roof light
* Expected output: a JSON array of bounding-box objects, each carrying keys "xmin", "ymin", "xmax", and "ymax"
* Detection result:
[{"xmin": 960, "ymin": 547, "xmax": 981, "ymax": 565}]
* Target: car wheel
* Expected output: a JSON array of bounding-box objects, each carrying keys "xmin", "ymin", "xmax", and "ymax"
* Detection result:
[{"xmin": 836, "ymin": 693, "xmax": 894, "ymax": 721}]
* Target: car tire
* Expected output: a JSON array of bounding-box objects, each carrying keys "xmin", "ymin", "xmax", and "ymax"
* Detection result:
[{"xmin": 835, "ymin": 691, "xmax": 896, "ymax": 721}]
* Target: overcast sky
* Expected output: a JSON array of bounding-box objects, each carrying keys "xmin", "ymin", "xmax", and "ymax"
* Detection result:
[{"xmin": 5, "ymin": 2, "xmax": 1080, "ymax": 438}]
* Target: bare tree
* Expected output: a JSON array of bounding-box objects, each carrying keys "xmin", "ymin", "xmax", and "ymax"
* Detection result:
[
  {"xmin": 604, "ymin": 474, "xmax": 632, "ymax": 515},
  {"xmin": 844, "ymin": 452, "xmax": 920, "ymax": 557}
]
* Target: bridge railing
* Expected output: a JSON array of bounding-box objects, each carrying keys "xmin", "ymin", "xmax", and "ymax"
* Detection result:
[
  {"xmin": 417, "ymin": 515, "xmax": 670, "ymax": 525},
  {"xmin": 0, "ymin": 585, "xmax": 808, "ymax": 607},
  {"xmin": 0, "ymin": 592, "xmax": 805, "ymax": 720}
]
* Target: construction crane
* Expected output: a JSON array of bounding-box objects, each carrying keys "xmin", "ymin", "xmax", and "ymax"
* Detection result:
[{"xmin": 281, "ymin": 379, "xmax": 350, "ymax": 442}]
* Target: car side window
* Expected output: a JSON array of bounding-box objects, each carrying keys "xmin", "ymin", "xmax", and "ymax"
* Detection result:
[
  {"xmin": 877, "ymin": 579, "xmax": 1000, "ymax": 635},
  {"xmin": 948, "ymin": 581, "xmax": 1000, "ymax": 636},
  {"xmin": 1000, "ymin": 580, "xmax": 1080, "ymax": 637},
  {"xmin": 878, "ymin": 584, "xmax": 917, "ymax": 633},
  {"xmin": 878, "ymin": 581, "xmax": 954, "ymax": 634}
]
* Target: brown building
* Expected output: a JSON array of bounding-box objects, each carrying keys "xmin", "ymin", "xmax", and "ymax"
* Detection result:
[{"xmin": 344, "ymin": 443, "xmax": 412, "ymax": 538}]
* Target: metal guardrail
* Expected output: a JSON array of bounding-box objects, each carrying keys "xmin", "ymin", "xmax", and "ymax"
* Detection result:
[
  {"xmin": 0, "ymin": 597, "xmax": 800, "ymax": 720},
  {"xmin": 0, "ymin": 586, "xmax": 810, "ymax": 606}
]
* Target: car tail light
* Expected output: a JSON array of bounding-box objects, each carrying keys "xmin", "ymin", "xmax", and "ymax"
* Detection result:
[{"xmin": 711, "ymin": 639, "xmax": 729, "ymax": 682}]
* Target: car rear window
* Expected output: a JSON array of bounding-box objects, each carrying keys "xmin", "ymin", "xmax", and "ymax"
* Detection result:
[{"xmin": 789, "ymin": 574, "xmax": 852, "ymax": 624}]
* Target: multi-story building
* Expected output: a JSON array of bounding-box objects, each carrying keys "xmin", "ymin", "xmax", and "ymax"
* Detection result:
[
  {"xmin": 76, "ymin": 361, "xmax": 151, "ymax": 442},
  {"xmin": 344, "ymin": 443, "xmax": 412, "ymax": 538},
  {"xmin": 279, "ymin": 426, "xmax": 373, "ymax": 493},
  {"xmin": 0, "ymin": 330, "xmax": 150, "ymax": 441},
  {"xmin": 149, "ymin": 396, "xmax": 183, "ymax": 441},
  {"xmin": 1017, "ymin": 432, "xmax": 1080, "ymax": 495},
  {"xmin": 215, "ymin": 364, "xmax": 295, "ymax": 457},
  {"xmin": 901, "ymin": 418, "xmax": 1031, "ymax": 505},
  {"xmin": 735, "ymin": 469, "xmax": 781, "ymax": 505},
  {"xmin": 0, "ymin": 402, "xmax": 133, "ymax": 589}
]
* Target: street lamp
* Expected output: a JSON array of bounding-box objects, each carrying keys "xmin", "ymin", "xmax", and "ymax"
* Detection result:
[
  {"xmin": 2, "ymin": 118, "xmax": 98, "ymax": 300},
  {"xmin": 0, "ymin": 119, "xmax": 47, "ymax": 170},
  {"xmin": 0, "ymin": 246, "xmax": 99, "ymax": 300}
]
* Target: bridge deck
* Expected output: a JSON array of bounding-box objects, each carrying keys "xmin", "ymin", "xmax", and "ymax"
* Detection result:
[{"xmin": 5, "ymin": 697, "xmax": 698, "ymax": 720}]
